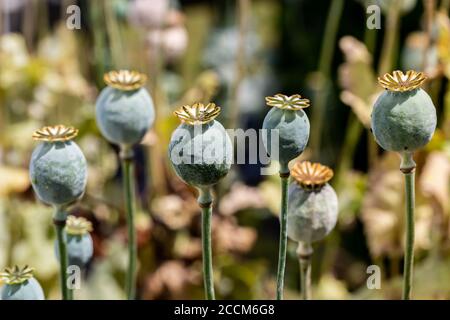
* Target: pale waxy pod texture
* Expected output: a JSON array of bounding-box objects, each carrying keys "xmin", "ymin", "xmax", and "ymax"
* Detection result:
[
  {"xmin": 287, "ymin": 183, "xmax": 338, "ymax": 243},
  {"xmin": 371, "ymin": 89, "xmax": 437, "ymax": 152},
  {"xmin": 262, "ymin": 107, "xmax": 310, "ymax": 170},
  {"xmin": 55, "ymin": 234, "xmax": 94, "ymax": 268},
  {"xmin": 95, "ymin": 86, "xmax": 155, "ymax": 145},
  {"xmin": 30, "ymin": 141, "xmax": 87, "ymax": 206},
  {"xmin": 169, "ymin": 121, "xmax": 232, "ymax": 188},
  {"xmin": 0, "ymin": 278, "xmax": 45, "ymax": 300}
]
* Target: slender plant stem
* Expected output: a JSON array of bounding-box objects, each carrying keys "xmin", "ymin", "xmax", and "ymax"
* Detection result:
[
  {"xmin": 441, "ymin": 0, "xmax": 450, "ymax": 11},
  {"xmin": 297, "ymin": 242, "xmax": 313, "ymax": 300},
  {"xmin": 402, "ymin": 171, "xmax": 415, "ymax": 299},
  {"xmin": 378, "ymin": 1, "xmax": 401, "ymax": 75},
  {"xmin": 400, "ymin": 152, "xmax": 416, "ymax": 300},
  {"xmin": 54, "ymin": 207, "xmax": 71, "ymax": 300},
  {"xmin": 276, "ymin": 170, "xmax": 289, "ymax": 300},
  {"xmin": 310, "ymin": 0, "xmax": 344, "ymax": 158},
  {"xmin": 103, "ymin": 0, "xmax": 124, "ymax": 68},
  {"xmin": 363, "ymin": 27, "xmax": 377, "ymax": 56},
  {"xmin": 422, "ymin": 0, "xmax": 435, "ymax": 74},
  {"xmin": 121, "ymin": 146, "xmax": 137, "ymax": 300},
  {"xmin": 198, "ymin": 188, "xmax": 215, "ymax": 300},
  {"xmin": 228, "ymin": 0, "xmax": 249, "ymax": 129},
  {"xmin": 146, "ymin": 25, "xmax": 167, "ymax": 198},
  {"xmin": 334, "ymin": 114, "xmax": 364, "ymax": 189}
]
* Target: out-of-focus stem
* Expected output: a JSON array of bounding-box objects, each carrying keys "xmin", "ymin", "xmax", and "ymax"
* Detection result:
[
  {"xmin": 441, "ymin": 0, "xmax": 450, "ymax": 11},
  {"xmin": 146, "ymin": 26, "xmax": 167, "ymax": 197},
  {"xmin": 120, "ymin": 145, "xmax": 137, "ymax": 300},
  {"xmin": 310, "ymin": 0, "xmax": 345, "ymax": 158},
  {"xmin": 378, "ymin": 1, "xmax": 401, "ymax": 75},
  {"xmin": 276, "ymin": 166, "xmax": 290, "ymax": 300},
  {"xmin": 334, "ymin": 114, "xmax": 364, "ymax": 189},
  {"xmin": 37, "ymin": 0, "xmax": 49, "ymax": 40},
  {"xmin": 104, "ymin": 0, "xmax": 124, "ymax": 68},
  {"xmin": 89, "ymin": 0, "xmax": 107, "ymax": 84},
  {"xmin": 228, "ymin": 0, "xmax": 250, "ymax": 130},
  {"xmin": 363, "ymin": 27, "xmax": 377, "ymax": 56},
  {"xmin": 422, "ymin": 0, "xmax": 435, "ymax": 76},
  {"xmin": 198, "ymin": 187, "xmax": 215, "ymax": 300},
  {"xmin": 297, "ymin": 242, "xmax": 313, "ymax": 300},
  {"xmin": 400, "ymin": 152, "xmax": 416, "ymax": 300},
  {"xmin": 22, "ymin": 0, "xmax": 36, "ymax": 49}
]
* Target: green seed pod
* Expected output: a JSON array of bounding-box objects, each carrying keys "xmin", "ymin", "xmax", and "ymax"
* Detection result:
[
  {"xmin": 168, "ymin": 103, "xmax": 232, "ymax": 188},
  {"xmin": 55, "ymin": 216, "xmax": 94, "ymax": 268},
  {"xmin": 287, "ymin": 161, "xmax": 338, "ymax": 243},
  {"xmin": 0, "ymin": 266, "xmax": 44, "ymax": 300},
  {"xmin": 262, "ymin": 94, "xmax": 310, "ymax": 172},
  {"xmin": 371, "ymin": 70, "xmax": 437, "ymax": 153},
  {"xmin": 30, "ymin": 125, "xmax": 87, "ymax": 207},
  {"xmin": 95, "ymin": 70, "xmax": 155, "ymax": 146},
  {"xmin": 401, "ymin": 33, "xmax": 438, "ymax": 72}
]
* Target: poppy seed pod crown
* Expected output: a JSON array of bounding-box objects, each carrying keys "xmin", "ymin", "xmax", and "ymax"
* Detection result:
[
  {"xmin": 371, "ymin": 70, "xmax": 437, "ymax": 153},
  {"xmin": 0, "ymin": 266, "xmax": 45, "ymax": 300},
  {"xmin": 96, "ymin": 70, "xmax": 155, "ymax": 146},
  {"xmin": 287, "ymin": 161, "xmax": 338, "ymax": 243},
  {"xmin": 168, "ymin": 102, "xmax": 232, "ymax": 188},
  {"xmin": 262, "ymin": 94, "xmax": 310, "ymax": 173},
  {"xmin": 291, "ymin": 161, "xmax": 334, "ymax": 191},
  {"xmin": 55, "ymin": 215, "xmax": 94, "ymax": 268},
  {"xmin": 30, "ymin": 125, "xmax": 87, "ymax": 207},
  {"xmin": 65, "ymin": 215, "xmax": 93, "ymax": 236},
  {"xmin": 0, "ymin": 266, "xmax": 35, "ymax": 285}
]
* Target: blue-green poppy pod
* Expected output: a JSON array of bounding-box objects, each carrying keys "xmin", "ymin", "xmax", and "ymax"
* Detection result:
[
  {"xmin": 0, "ymin": 266, "xmax": 45, "ymax": 300},
  {"xmin": 168, "ymin": 103, "xmax": 232, "ymax": 188},
  {"xmin": 262, "ymin": 94, "xmax": 310, "ymax": 173},
  {"xmin": 287, "ymin": 161, "xmax": 338, "ymax": 243},
  {"xmin": 95, "ymin": 70, "xmax": 155, "ymax": 147},
  {"xmin": 30, "ymin": 125, "xmax": 87, "ymax": 207},
  {"xmin": 55, "ymin": 216, "xmax": 94, "ymax": 268},
  {"xmin": 371, "ymin": 70, "xmax": 437, "ymax": 154}
]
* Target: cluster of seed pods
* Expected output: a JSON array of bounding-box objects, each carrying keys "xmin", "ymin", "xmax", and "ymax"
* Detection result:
[{"xmin": 0, "ymin": 69, "xmax": 436, "ymax": 301}]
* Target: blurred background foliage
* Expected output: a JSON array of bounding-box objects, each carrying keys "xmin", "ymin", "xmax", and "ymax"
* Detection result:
[{"xmin": 0, "ymin": 0, "xmax": 449, "ymax": 299}]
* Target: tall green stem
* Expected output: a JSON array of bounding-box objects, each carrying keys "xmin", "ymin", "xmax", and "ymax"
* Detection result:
[
  {"xmin": 334, "ymin": 114, "xmax": 364, "ymax": 190},
  {"xmin": 121, "ymin": 146, "xmax": 137, "ymax": 300},
  {"xmin": 198, "ymin": 187, "xmax": 215, "ymax": 300},
  {"xmin": 104, "ymin": 0, "xmax": 124, "ymax": 68},
  {"xmin": 276, "ymin": 168, "xmax": 289, "ymax": 300},
  {"xmin": 421, "ymin": 0, "xmax": 435, "ymax": 73},
  {"xmin": 441, "ymin": 0, "xmax": 450, "ymax": 11},
  {"xmin": 378, "ymin": 1, "xmax": 401, "ymax": 75},
  {"xmin": 228, "ymin": 0, "xmax": 249, "ymax": 130},
  {"xmin": 400, "ymin": 152, "xmax": 416, "ymax": 300},
  {"xmin": 53, "ymin": 207, "xmax": 72, "ymax": 300},
  {"xmin": 310, "ymin": 0, "xmax": 344, "ymax": 158},
  {"xmin": 297, "ymin": 242, "xmax": 313, "ymax": 300}
]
